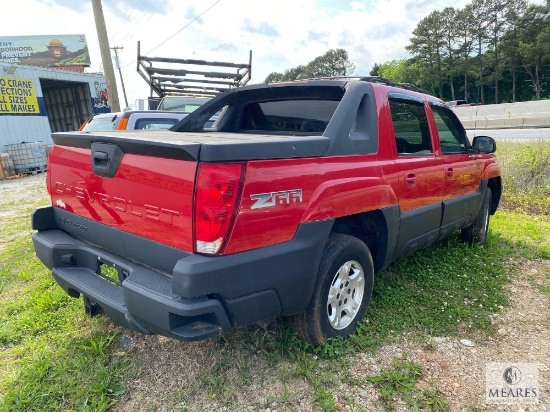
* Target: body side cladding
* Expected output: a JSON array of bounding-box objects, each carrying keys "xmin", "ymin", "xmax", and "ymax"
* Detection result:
[{"xmin": 301, "ymin": 177, "xmax": 398, "ymax": 222}]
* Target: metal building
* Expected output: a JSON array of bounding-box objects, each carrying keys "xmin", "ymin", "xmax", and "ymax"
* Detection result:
[{"xmin": 0, "ymin": 63, "xmax": 110, "ymax": 148}]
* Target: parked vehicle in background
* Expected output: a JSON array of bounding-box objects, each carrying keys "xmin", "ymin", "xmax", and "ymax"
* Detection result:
[
  {"xmin": 32, "ymin": 76, "xmax": 501, "ymax": 346},
  {"xmin": 79, "ymin": 110, "xmax": 188, "ymax": 131},
  {"xmin": 157, "ymin": 96, "xmax": 211, "ymax": 112}
]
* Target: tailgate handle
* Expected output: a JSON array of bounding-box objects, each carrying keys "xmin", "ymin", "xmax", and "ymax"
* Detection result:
[
  {"xmin": 90, "ymin": 142, "xmax": 124, "ymax": 178},
  {"xmin": 93, "ymin": 151, "xmax": 109, "ymax": 166},
  {"xmin": 93, "ymin": 151, "xmax": 109, "ymax": 161}
]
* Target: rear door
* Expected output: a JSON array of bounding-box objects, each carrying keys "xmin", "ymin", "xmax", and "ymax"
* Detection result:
[
  {"xmin": 388, "ymin": 94, "xmax": 444, "ymax": 257},
  {"xmin": 429, "ymin": 103, "xmax": 482, "ymax": 238}
]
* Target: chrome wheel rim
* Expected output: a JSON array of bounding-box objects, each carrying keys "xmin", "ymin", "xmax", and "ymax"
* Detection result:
[{"xmin": 327, "ymin": 260, "xmax": 365, "ymax": 330}]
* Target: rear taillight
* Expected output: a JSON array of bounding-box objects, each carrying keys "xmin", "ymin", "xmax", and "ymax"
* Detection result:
[{"xmin": 194, "ymin": 163, "xmax": 243, "ymax": 255}]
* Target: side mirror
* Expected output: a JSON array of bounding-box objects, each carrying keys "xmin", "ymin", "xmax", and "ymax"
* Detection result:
[{"xmin": 472, "ymin": 135, "xmax": 496, "ymax": 154}]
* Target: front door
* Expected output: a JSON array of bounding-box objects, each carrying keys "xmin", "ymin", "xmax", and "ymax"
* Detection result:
[
  {"xmin": 388, "ymin": 95, "xmax": 444, "ymax": 258},
  {"xmin": 429, "ymin": 103, "xmax": 482, "ymax": 238}
]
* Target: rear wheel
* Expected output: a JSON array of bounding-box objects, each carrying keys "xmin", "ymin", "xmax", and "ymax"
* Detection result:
[
  {"xmin": 289, "ymin": 233, "xmax": 374, "ymax": 345},
  {"xmin": 461, "ymin": 188, "xmax": 492, "ymax": 245}
]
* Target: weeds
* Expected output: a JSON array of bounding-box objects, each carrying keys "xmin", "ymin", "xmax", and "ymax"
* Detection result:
[
  {"xmin": 366, "ymin": 360, "xmax": 424, "ymax": 409},
  {"xmin": 366, "ymin": 359, "xmax": 448, "ymax": 411},
  {"xmin": 496, "ymin": 140, "xmax": 550, "ymax": 214}
]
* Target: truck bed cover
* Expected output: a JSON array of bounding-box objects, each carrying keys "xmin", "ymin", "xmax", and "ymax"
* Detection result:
[{"xmin": 53, "ymin": 131, "xmax": 331, "ymax": 161}]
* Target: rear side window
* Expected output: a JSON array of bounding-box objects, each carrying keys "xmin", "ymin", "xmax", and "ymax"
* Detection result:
[
  {"xmin": 82, "ymin": 116, "xmax": 120, "ymax": 131},
  {"xmin": 240, "ymin": 99, "xmax": 339, "ymax": 134},
  {"xmin": 430, "ymin": 104, "xmax": 468, "ymax": 154},
  {"xmin": 389, "ymin": 98, "xmax": 432, "ymax": 155}
]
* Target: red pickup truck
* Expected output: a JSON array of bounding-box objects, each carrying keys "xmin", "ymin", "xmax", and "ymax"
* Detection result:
[{"xmin": 32, "ymin": 77, "xmax": 501, "ymax": 345}]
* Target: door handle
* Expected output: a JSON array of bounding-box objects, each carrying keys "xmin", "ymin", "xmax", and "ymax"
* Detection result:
[
  {"xmin": 446, "ymin": 167, "xmax": 454, "ymax": 179},
  {"xmin": 404, "ymin": 173, "xmax": 416, "ymax": 187}
]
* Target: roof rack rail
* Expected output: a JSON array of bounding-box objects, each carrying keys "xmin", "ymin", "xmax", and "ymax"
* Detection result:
[
  {"xmin": 358, "ymin": 76, "xmax": 429, "ymax": 94},
  {"xmin": 280, "ymin": 76, "xmax": 429, "ymax": 95}
]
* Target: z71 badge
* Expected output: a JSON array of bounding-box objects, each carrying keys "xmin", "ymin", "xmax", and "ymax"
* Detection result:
[{"xmin": 250, "ymin": 189, "xmax": 303, "ymax": 209}]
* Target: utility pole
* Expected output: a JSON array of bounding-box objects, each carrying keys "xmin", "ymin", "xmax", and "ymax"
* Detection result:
[
  {"xmin": 111, "ymin": 46, "xmax": 128, "ymax": 108},
  {"xmin": 91, "ymin": 0, "xmax": 121, "ymax": 112}
]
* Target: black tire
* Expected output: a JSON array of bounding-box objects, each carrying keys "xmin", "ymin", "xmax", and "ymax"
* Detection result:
[
  {"xmin": 289, "ymin": 233, "xmax": 374, "ymax": 346},
  {"xmin": 460, "ymin": 188, "xmax": 492, "ymax": 245}
]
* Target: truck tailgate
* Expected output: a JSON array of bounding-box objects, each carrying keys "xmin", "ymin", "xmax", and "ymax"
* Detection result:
[{"xmin": 48, "ymin": 142, "xmax": 197, "ymax": 253}]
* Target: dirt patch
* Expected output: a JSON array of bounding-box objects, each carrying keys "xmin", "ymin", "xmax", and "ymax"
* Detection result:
[{"xmin": 0, "ymin": 174, "xmax": 48, "ymax": 253}]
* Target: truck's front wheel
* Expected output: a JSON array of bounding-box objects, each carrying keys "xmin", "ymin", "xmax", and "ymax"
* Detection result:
[
  {"xmin": 461, "ymin": 188, "xmax": 492, "ymax": 245},
  {"xmin": 289, "ymin": 233, "xmax": 374, "ymax": 345}
]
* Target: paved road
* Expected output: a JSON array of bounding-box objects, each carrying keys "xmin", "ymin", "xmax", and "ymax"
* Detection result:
[{"xmin": 466, "ymin": 128, "xmax": 550, "ymax": 141}]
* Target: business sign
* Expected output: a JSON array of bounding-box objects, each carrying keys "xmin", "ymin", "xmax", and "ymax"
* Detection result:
[
  {"xmin": 0, "ymin": 35, "xmax": 90, "ymax": 67},
  {"xmin": 0, "ymin": 77, "xmax": 40, "ymax": 114}
]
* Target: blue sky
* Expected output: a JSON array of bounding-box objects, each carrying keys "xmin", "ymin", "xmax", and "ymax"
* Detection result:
[{"xmin": 2, "ymin": 0, "xmax": 542, "ymax": 108}]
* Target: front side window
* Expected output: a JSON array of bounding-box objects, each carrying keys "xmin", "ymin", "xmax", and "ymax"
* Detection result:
[
  {"xmin": 431, "ymin": 104, "xmax": 468, "ymax": 154},
  {"xmin": 389, "ymin": 98, "xmax": 433, "ymax": 155}
]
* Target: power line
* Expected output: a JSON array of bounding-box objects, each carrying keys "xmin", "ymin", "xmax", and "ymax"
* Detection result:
[
  {"xmin": 121, "ymin": 0, "xmax": 222, "ymax": 69},
  {"xmin": 145, "ymin": 0, "xmax": 222, "ymax": 55},
  {"xmin": 111, "ymin": 0, "xmax": 145, "ymax": 42},
  {"xmin": 119, "ymin": 0, "xmax": 162, "ymax": 44},
  {"xmin": 144, "ymin": 0, "xmax": 170, "ymax": 24}
]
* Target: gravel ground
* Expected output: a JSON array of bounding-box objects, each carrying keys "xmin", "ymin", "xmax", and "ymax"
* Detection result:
[
  {"xmin": 3, "ymin": 173, "xmax": 549, "ymax": 411},
  {"xmin": 112, "ymin": 259, "xmax": 550, "ymax": 412}
]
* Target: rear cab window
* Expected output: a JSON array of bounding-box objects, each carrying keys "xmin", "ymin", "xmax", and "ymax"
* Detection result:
[{"xmin": 240, "ymin": 99, "xmax": 339, "ymax": 134}]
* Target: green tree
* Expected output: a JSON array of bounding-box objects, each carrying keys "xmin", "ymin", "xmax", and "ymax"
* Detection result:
[
  {"xmin": 377, "ymin": 59, "xmax": 417, "ymax": 83},
  {"xmin": 370, "ymin": 63, "xmax": 381, "ymax": 76},
  {"xmin": 263, "ymin": 49, "xmax": 355, "ymax": 83},
  {"xmin": 264, "ymin": 65, "xmax": 306, "ymax": 83},
  {"xmin": 469, "ymin": 0, "xmax": 491, "ymax": 103},
  {"xmin": 516, "ymin": 4, "xmax": 550, "ymax": 99},
  {"xmin": 304, "ymin": 49, "xmax": 355, "ymax": 78},
  {"xmin": 486, "ymin": 0, "xmax": 527, "ymax": 103},
  {"xmin": 500, "ymin": 24, "xmax": 523, "ymax": 101},
  {"xmin": 456, "ymin": 6, "xmax": 477, "ymax": 101},
  {"xmin": 440, "ymin": 7, "xmax": 460, "ymax": 100},
  {"xmin": 407, "ymin": 10, "xmax": 446, "ymax": 97}
]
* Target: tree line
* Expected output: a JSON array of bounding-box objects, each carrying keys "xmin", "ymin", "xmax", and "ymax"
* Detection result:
[
  {"xmin": 373, "ymin": 0, "xmax": 550, "ymax": 103},
  {"xmin": 264, "ymin": 0, "xmax": 549, "ymax": 104}
]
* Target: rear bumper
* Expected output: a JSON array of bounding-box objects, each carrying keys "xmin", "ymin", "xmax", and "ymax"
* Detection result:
[{"xmin": 32, "ymin": 206, "xmax": 332, "ymax": 341}]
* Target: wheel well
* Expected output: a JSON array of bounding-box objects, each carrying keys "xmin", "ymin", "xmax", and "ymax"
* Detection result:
[
  {"xmin": 331, "ymin": 210, "xmax": 388, "ymax": 274},
  {"xmin": 487, "ymin": 176, "xmax": 502, "ymax": 214}
]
